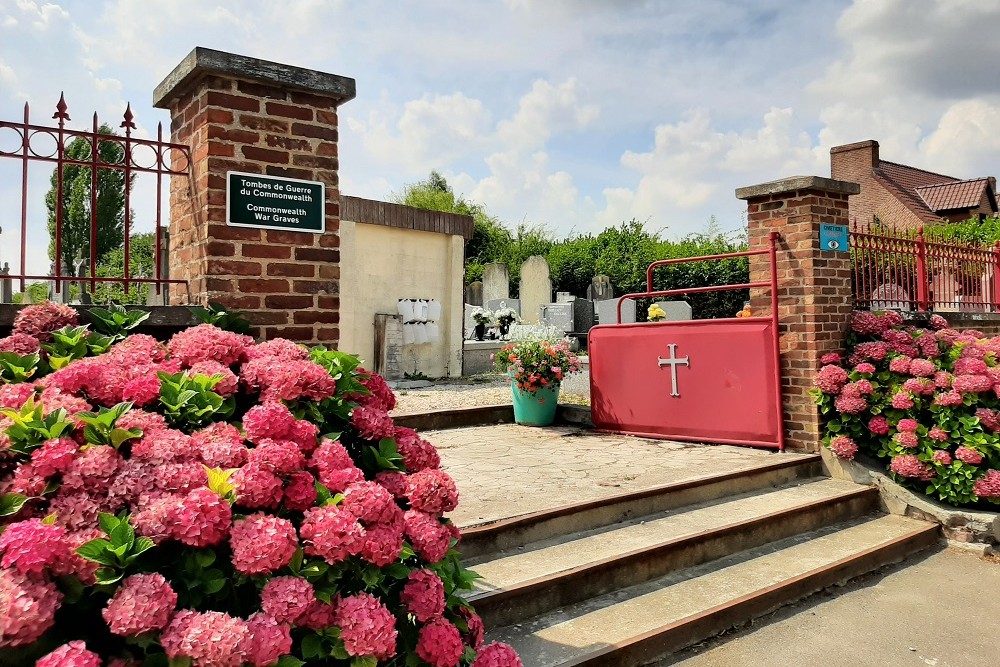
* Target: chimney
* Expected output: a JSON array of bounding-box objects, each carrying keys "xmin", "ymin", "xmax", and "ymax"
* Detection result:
[{"xmin": 830, "ymin": 140, "xmax": 879, "ymax": 180}]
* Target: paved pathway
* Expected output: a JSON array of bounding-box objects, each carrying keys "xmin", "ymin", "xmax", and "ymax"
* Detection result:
[{"xmin": 424, "ymin": 424, "xmax": 812, "ymax": 528}]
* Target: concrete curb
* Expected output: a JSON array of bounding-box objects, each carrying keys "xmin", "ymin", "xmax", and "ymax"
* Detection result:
[
  {"xmin": 821, "ymin": 448, "xmax": 1000, "ymax": 546},
  {"xmin": 393, "ymin": 403, "xmax": 593, "ymax": 431}
]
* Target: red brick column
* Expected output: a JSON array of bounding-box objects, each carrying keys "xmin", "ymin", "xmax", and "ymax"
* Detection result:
[
  {"xmin": 153, "ymin": 48, "xmax": 355, "ymax": 344},
  {"xmin": 736, "ymin": 176, "xmax": 860, "ymax": 452}
]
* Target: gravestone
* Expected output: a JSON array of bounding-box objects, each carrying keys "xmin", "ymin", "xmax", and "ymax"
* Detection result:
[
  {"xmin": 556, "ymin": 292, "xmax": 574, "ymax": 303},
  {"xmin": 486, "ymin": 298, "xmax": 520, "ymax": 317},
  {"xmin": 465, "ymin": 281, "xmax": 483, "ymax": 307},
  {"xmin": 587, "ymin": 275, "xmax": 613, "ymax": 301},
  {"xmin": 518, "ymin": 256, "xmax": 551, "ymax": 324},
  {"xmin": 463, "ymin": 304, "xmax": 477, "ymax": 336},
  {"xmin": 596, "ymin": 298, "xmax": 636, "ymax": 324},
  {"xmin": 572, "ymin": 298, "xmax": 595, "ymax": 333},
  {"xmin": 482, "ymin": 263, "xmax": 509, "ymax": 305},
  {"xmin": 654, "ymin": 300, "xmax": 693, "ymax": 321},
  {"xmin": 539, "ymin": 302, "xmax": 574, "ymax": 334},
  {"xmin": 0, "ymin": 263, "xmax": 11, "ymax": 303}
]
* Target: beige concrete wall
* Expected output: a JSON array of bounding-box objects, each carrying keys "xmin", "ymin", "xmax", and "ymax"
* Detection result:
[{"xmin": 339, "ymin": 220, "xmax": 464, "ymax": 378}]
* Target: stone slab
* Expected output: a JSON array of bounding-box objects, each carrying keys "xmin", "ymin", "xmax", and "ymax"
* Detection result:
[
  {"xmin": 596, "ymin": 298, "xmax": 636, "ymax": 324},
  {"xmin": 154, "ymin": 46, "xmax": 356, "ymax": 108},
  {"xmin": 539, "ymin": 302, "xmax": 574, "ymax": 333},
  {"xmin": 654, "ymin": 300, "xmax": 693, "ymax": 321},
  {"xmin": 735, "ymin": 175, "xmax": 860, "ymax": 200},
  {"xmin": 482, "ymin": 263, "xmax": 510, "ymax": 305},
  {"xmin": 518, "ymin": 256, "xmax": 551, "ymax": 324}
]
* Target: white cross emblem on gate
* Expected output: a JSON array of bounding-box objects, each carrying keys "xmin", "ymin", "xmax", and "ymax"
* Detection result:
[{"xmin": 657, "ymin": 343, "xmax": 690, "ymax": 398}]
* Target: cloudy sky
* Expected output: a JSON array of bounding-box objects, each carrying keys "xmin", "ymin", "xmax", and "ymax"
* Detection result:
[{"xmin": 2, "ymin": 0, "xmax": 1000, "ymax": 276}]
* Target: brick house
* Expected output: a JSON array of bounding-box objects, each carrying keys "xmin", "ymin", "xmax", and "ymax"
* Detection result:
[{"xmin": 830, "ymin": 139, "xmax": 997, "ymax": 228}]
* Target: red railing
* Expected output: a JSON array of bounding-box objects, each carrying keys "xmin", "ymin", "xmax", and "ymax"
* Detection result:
[
  {"xmin": 0, "ymin": 94, "xmax": 189, "ymax": 300},
  {"xmin": 851, "ymin": 221, "xmax": 1000, "ymax": 313}
]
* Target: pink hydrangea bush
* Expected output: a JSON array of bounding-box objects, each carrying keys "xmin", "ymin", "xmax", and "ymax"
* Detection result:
[
  {"xmin": 0, "ymin": 303, "xmax": 520, "ymax": 666},
  {"xmin": 814, "ymin": 311, "xmax": 1000, "ymax": 508}
]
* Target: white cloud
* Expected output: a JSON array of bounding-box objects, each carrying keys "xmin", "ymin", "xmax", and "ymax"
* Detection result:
[{"xmin": 921, "ymin": 98, "xmax": 1000, "ymax": 177}]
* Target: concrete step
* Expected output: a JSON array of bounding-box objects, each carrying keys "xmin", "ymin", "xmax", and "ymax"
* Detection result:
[
  {"xmin": 487, "ymin": 515, "xmax": 939, "ymax": 667},
  {"xmin": 460, "ymin": 455, "xmax": 823, "ymax": 559},
  {"xmin": 466, "ymin": 478, "xmax": 877, "ymax": 627}
]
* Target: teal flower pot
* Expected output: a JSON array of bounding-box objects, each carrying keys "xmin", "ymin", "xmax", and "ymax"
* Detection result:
[{"xmin": 511, "ymin": 382, "xmax": 560, "ymax": 426}]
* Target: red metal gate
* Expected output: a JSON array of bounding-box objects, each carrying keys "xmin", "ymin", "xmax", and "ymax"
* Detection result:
[{"xmin": 588, "ymin": 232, "xmax": 785, "ymax": 450}]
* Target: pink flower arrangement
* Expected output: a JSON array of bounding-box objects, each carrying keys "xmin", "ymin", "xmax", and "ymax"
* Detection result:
[
  {"xmin": 493, "ymin": 337, "xmax": 581, "ymax": 393},
  {"xmin": 0, "ymin": 305, "xmax": 517, "ymax": 667},
  {"xmin": 472, "ymin": 643, "xmax": 524, "ymax": 667},
  {"xmin": 819, "ymin": 352, "xmax": 842, "ymax": 365},
  {"xmin": 814, "ymin": 365, "xmax": 848, "ymax": 394},
  {"xmin": 829, "ymin": 435, "xmax": 859, "ymax": 460},
  {"xmin": 955, "ymin": 447, "xmax": 984, "ymax": 466},
  {"xmin": 889, "ymin": 455, "xmax": 935, "ymax": 481},
  {"xmin": 868, "ymin": 416, "xmax": 890, "ymax": 435}
]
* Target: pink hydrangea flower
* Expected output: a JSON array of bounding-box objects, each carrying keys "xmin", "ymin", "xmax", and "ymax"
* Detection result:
[
  {"xmin": 230, "ymin": 513, "xmax": 298, "ymax": 575},
  {"xmin": 301, "ymin": 505, "xmax": 365, "ymax": 564},
  {"xmin": 161, "ymin": 610, "xmax": 250, "ymax": 667},
  {"xmin": 103, "ymin": 572, "xmax": 177, "ymax": 636},
  {"xmin": 31, "ymin": 436, "xmax": 79, "ymax": 478},
  {"xmin": 310, "ymin": 439, "xmax": 365, "ymax": 492},
  {"xmin": 976, "ymin": 408, "xmax": 1000, "ymax": 432},
  {"xmin": 13, "ymin": 301, "xmax": 78, "ymax": 341},
  {"xmin": 401, "ymin": 569, "xmax": 446, "ymax": 622},
  {"xmin": 416, "ymin": 618, "xmax": 464, "ymax": 667},
  {"xmin": 244, "ymin": 612, "xmax": 293, "ymax": 667},
  {"xmin": 929, "ymin": 314, "xmax": 949, "ymax": 330},
  {"xmin": 243, "ymin": 401, "xmax": 296, "ymax": 442},
  {"xmin": 916, "ymin": 334, "xmax": 940, "ymax": 358},
  {"xmin": 829, "ymin": 435, "xmax": 859, "ymax": 460},
  {"xmin": 170, "ymin": 487, "xmax": 233, "ymax": 547},
  {"xmin": 394, "ymin": 427, "xmax": 441, "ymax": 472},
  {"xmin": 819, "ymin": 352, "xmax": 842, "ymax": 366},
  {"xmin": 404, "ymin": 510, "xmax": 452, "ymax": 563},
  {"xmin": 472, "ymin": 643, "xmax": 524, "ymax": 667},
  {"xmin": 248, "ymin": 438, "xmax": 306, "ymax": 475},
  {"xmin": 850, "ymin": 311, "xmax": 883, "ymax": 336},
  {"xmin": 908, "ymin": 358, "xmax": 936, "ymax": 377},
  {"xmin": 284, "ymin": 471, "xmax": 319, "ymax": 511},
  {"xmin": 355, "ymin": 370, "xmax": 398, "ymax": 411},
  {"xmin": 892, "ymin": 392, "xmax": 916, "ymax": 409},
  {"xmin": 955, "ymin": 446, "xmax": 984, "ymax": 465},
  {"xmin": 0, "ymin": 382, "xmax": 35, "ymax": 409},
  {"xmin": 897, "ymin": 419, "xmax": 919, "ymax": 432},
  {"xmin": 260, "ymin": 576, "xmax": 316, "ymax": 625},
  {"xmin": 853, "ymin": 362, "xmax": 876, "ymax": 375},
  {"xmin": 814, "ymin": 364, "xmax": 848, "ymax": 394},
  {"xmin": 458, "ymin": 607, "xmax": 485, "ymax": 650},
  {"xmin": 299, "ymin": 599, "xmax": 338, "ymax": 631},
  {"xmin": 867, "ymin": 415, "xmax": 890, "ymax": 436},
  {"xmin": 245, "ymin": 338, "xmax": 309, "ymax": 360},
  {"xmin": 193, "ymin": 422, "xmax": 248, "ymax": 468},
  {"xmin": 933, "ymin": 390, "xmax": 963, "ymax": 407},
  {"xmin": 834, "ymin": 386, "xmax": 867, "ymax": 415},
  {"xmin": 352, "ymin": 406, "xmax": 395, "ymax": 441},
  {"xmin": 61, "ymin": 445, "xmax": 123, "ymax": 493},
  {"xmin": 893, "ymin": 431, "xmax": 919, "ymax": 449},
  {"xmin": 888, "ymin": 357, "xmax": 911, "ymax": 374},
  {"xmin": 903, "ymin": 378, "xmax": 935, "ymax": 396},
  {"xmin": 890, "ymin": 454, "xmax": 935, "ymax": 481},
  {"xmin": 928, "ymin": 426, "xmax": 949, "ymax": 442},
  {"xmin": 287, "ymin": 420, "xmax": 320, "ymax": 454},
  {"xmin": 130, "ymin": 429, "xmax": 196, "ymax": 465},
  {"xmin": 35, "ymin": 641, "xmax": 101, "ymax": 667},
  {"xmin": 375, "ymin": 470, "xmax": 409, "ymax": 499},
  {"xmin": 359, "ymin": 521, "xmax": 405, "ymax": 567},
  {"xmin": 407, "ymin": 469, "xmax": 460, "ymax": 515},
  {"xmin": 342, "ymin": 481, "xmax": 399, "ymax": 524},
  {"xmin": 973, "ymin": 469, "xmax": 1000, "ymax": 498},
  {"xmin": 851, "ymin": 380, "xmax": 874, "ymax": 396},
  {"xmin": 0, "ymin": 518, "xmax": 70, "ymax": 575},
  {"xmin": 0, "ymin": 332, "xmax": 41, "ymax": 355},
  {"xmin": 167, "ymin": 324, "xmax": 252, "ymax": 368},
  {"xmin": 0, "ymin": 568, "xmax": 62, "ymax": 647},
  {"xmin": 850, "ymin": 341, "xmax": 889, "ymax": 364},
  {"xmin": 953, "ymin": 357, "xmax": 988, "ymax": 376},
  {"xmin": 932, "ymin": 450, "xmax": 953, "ymax": 465},
  {"xmin": 335, "ymin": 593, "xmax": 398, "ymax": 659},
  {"xmin": 233, "ymin": 462, "xmax": 285, "ymax": 509},
  {"xmin": 116, "ymin": 408, "xmax": 168, "ymax": 434},
  {"xmin": 952, "ymin": 374, "xmax": 993, "ymax": 394},
  {"xmin": 121, "ymin": 374, "xmax": 162, "ymax": 407}
]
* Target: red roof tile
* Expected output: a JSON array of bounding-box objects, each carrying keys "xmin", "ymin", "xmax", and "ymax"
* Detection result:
[{"xmin": 916, "ymin": 178, "xmax": 991, "ymax": 212}]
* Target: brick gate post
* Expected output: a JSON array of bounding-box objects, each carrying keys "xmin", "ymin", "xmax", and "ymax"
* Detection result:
[
  {"xmin": 153, "ymin": 47, "xmax": 355, "ymax": 344},
  {"xmin": 736, "ymin": 176, "xmax": 860, "ymax": 452}
]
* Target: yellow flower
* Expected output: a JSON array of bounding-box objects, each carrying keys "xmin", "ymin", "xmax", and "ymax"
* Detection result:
[{"xmin": 648, "ymin": 304, "xmax": 666, "ymax": 321}]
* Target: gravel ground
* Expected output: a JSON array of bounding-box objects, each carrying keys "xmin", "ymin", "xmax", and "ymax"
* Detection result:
[{"xmin": 391, "ymin": 375, "xmax": 589, "ymax": 415}]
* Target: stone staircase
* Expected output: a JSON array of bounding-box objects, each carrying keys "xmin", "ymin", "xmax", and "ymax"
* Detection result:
[{"xmin": 461, "ymin": 455, "xmax": 938, "ymax": 666}]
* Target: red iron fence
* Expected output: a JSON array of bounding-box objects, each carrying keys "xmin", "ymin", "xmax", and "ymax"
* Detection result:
[
  {"xmin": 0, "ymin": 94, "xmax": 189, "ymax": 300},
  {"xmin": 851, "ymin": 221, "xmax": 1000, "ymax": 313}
]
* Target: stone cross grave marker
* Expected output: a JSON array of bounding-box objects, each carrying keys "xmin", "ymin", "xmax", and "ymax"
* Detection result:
[
  {"xmin": 595, "ymin": 298, "xmax": 636, "ymax": 324},
  {"xmin": 539, "ymin": 302, "xmax": 574, "ymax": 334},
  {"xmin": 482, "ymin": 263, "xmax": 509, "ymax": 305},
  {"xmin": 654, "ymin": 300, "xmax": 693, "ymax": 321},
  {"xmin": 465, "ymin": 281, "xmax": 483, "ymax": 307},
  {"xmin": 587, "ymin": 275, "xmax": 613, "ymax": 301},
  {"xmin": 518, "ymin": 255, "xmax": 552, "ymax": 324}
]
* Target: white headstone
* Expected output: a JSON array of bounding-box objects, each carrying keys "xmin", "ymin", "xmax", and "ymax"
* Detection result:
[
  {"xmin": 596, "ymin": 298, "xmax": 636, "ymax": 324},
  {"xmin": 486, "ymin": 298, "xmax": 520, "ymax": 316},
  {"xmin": 539, "ymin": 303, "xmax": 574, "ymax": 333},
  {"xmin": 518, "ymin": 256, "xmax": 552, "ymax": 324},
  {"xmin": 654, "ymin": 301, "xmax": 692, "ymax": 321},
  {"xmin": 556, "ymin": 292, "xmax": 574, "ymax": 303},
  {"xmin": 482, "ymin": 263, "xmax": 509, "ymax": 305}
]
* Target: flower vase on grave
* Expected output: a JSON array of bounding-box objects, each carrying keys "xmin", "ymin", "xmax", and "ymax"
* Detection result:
[
  {"xmin": 511, "ymin": 382, "xmax": 560, "ymax": 426},
  {"xmin": 474, "ymin": 323, "xmax": 486, "ymax": 341},
  {"xmin": 499, "ymin": 322, "xmax": 511, "ymax": 338}
]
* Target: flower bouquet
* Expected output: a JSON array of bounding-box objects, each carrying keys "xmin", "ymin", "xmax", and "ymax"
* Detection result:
[
  {"xmin": 469, "ymin": 308, "xmax": 492, "ymax": 341},
  {"xmin": 647, "ymin": 304, "xmax": 666, "ymax": 322},
  {"xmin": 493, "ymin": 337, "xmax": 581, "ymax": 426},
  {"xmin": 0, "ymin": 302, "xmax": 522, "ymax": 667},
  {"xmin": 493, "ymin": 308, "xmax": 518, "ymax": 339}
]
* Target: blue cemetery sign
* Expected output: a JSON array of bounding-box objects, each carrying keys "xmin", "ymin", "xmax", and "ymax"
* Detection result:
[{"xmin": 820, "ymin": 224, "xmax": 849, "ymax": 252}]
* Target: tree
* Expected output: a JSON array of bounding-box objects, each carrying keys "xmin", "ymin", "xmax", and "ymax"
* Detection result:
[
  {"xmin": 93, "ymin": 232, "xmax": 156, "ymax": 305},
  {"xmin": 45, "ymin": 125, "xmax": 130, "ymax": 274}
]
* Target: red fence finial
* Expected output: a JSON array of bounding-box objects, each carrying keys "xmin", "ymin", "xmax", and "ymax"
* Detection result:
[
  {"xmin": 121, "ymin": 103, "xmax": 136, "ymax": 132},
  {"xmin": 53, "ymin": 92, "xmax": 70, "ymax": 124}
]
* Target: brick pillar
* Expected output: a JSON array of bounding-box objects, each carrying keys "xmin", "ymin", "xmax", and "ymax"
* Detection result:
[
  {"xmin": 153, "ymin": 47, "xmax": 355, "ymax": 344},
  {"xmin": 736, "ymin": 176, "xmax": 860, "ymax": 452}
]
